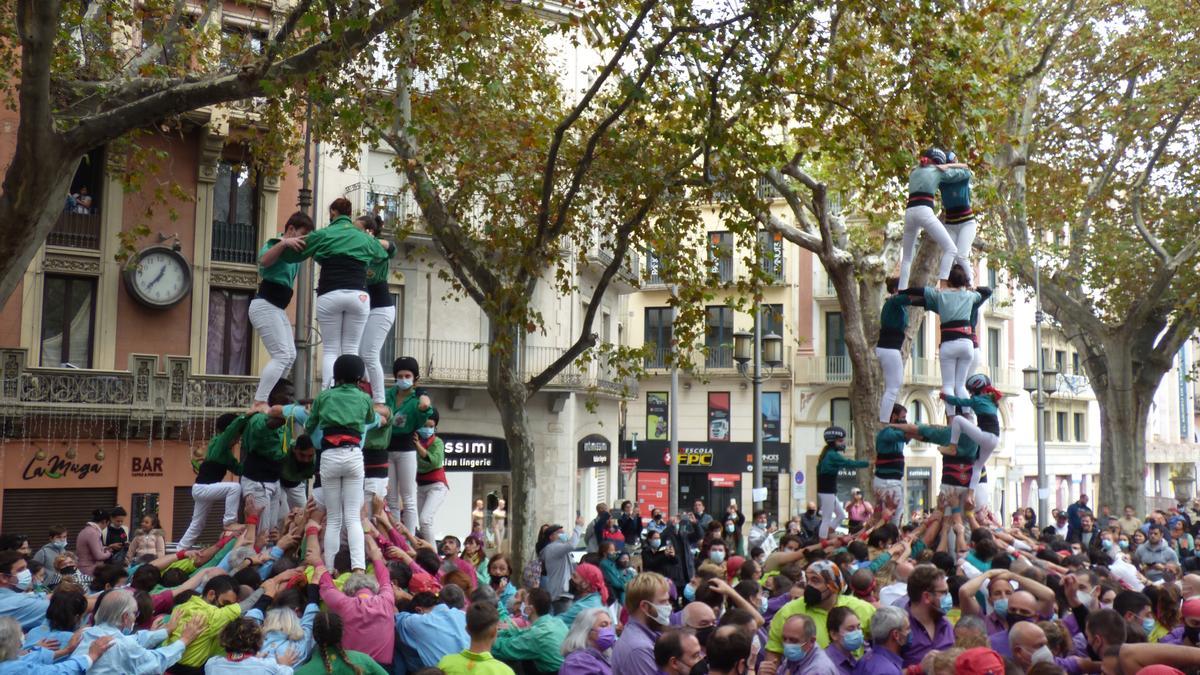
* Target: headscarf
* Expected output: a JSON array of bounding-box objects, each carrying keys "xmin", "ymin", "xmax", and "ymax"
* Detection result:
[
  {"xmin": 725, "ymin": 556, "xmax": 745, "ymax": 583},
  {"xmin": 576, "ymin": 563, "xmax": 608, "ymax": 604},
  {"xmin": 807, "ymin": 560, "xmax": 844, "ymax": 595}
]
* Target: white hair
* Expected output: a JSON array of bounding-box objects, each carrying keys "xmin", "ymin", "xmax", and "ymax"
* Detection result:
[
  {"xmin": 263, "ymin": 607, "xmax": 305, "ymax": 642},
  {"xmin": 784, "ymin": 614, "xmax": 817, "ymax": 642},
  {"xmin": 0, "ymin": 617, "xmax": 21, "ymax": 662},
  {"xmin": 871, "ymin": 605, "xmax": 908, "ymax": 643},
  {"xmin": 561, "ymin": 608, "xmax": 609, "ymax": 656},
  {"xmin": 342, "ymin": 572, "xmax": 378, "ymax": 596},
  {"xmin": 94, "ymin": 589, "xmax": 137, "ymax": 628}
]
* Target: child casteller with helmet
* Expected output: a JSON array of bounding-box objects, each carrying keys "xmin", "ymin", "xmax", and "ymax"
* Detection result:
[
  {"xmin": 815, "ymin": 426, "xmax": 870, "ymax": 539},
  {"xmin": 939, "ymin": 372, "xmax": 1002, "ymax": 488}
]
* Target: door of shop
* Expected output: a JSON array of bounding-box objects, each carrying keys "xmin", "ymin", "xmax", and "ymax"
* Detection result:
[{"xmin": 679, "ymin": 473, "xmax": 739, "ymax": 522}]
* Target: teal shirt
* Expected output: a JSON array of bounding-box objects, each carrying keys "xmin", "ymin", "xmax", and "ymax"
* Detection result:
[
  {"xmin": 907, "ymin": 165, "xmax": 971, "ymax": 196},
  {"xmin": 874, "ymin": 427, "xmax": 908, "ymax": 481},
  {"xmin": 880, "ymin": 294, "xmax": 913, "ymax": 332},
  {"xmin": 491, "ymin": 615, "xmax": 568, "ymax": 672},
  {"xmin": 943, "ymin": 394, "xmax": 999, "ymax": 417},
  {"xmin": 922, "ymin": 287, "xmax": 982, "ymax": 324},
  {"xmin": 916, "ymin": 423, "xmax": 979, "ymax": 459},
  {"xmin": 556, "ymin": 591, "xmax": 602, "ymax": 629},
  {"xmin": 939, "ymin": 171, "xmax": 973, "ymax": 211},
  {"xmin": 257, "ymin": 237, "xmax": 300, "ymax": 288},
  {"xmin": 817, "ymin": 449, "xmax": 869, "ymax": 476}
]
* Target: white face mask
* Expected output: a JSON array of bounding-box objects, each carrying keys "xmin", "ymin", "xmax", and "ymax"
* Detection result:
[
  {"xmin": 1030, "ymin": 645, "xmax": 1054, "ymax": 665},
  {"xmin": 14, "ymin": 569, "xmax": 32, "ymax": 591}
]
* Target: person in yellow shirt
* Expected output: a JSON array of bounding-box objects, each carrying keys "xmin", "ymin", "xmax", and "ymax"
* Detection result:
[
  {"xmin": 761, "ymin": 560, "xmax": 876, "ymax": 673},
  {"xmin": 439, "ymin": 601, "xmax": 516, "ymax": 675}
]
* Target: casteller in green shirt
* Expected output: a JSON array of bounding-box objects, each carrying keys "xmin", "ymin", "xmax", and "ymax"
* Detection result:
[
  {"xmin": 438, "ymin": 649, "xmax": 516, "ymax": 675},
  {"xmin": 490, "ymin": 613, "xmax": 567, "ymax": 672}
]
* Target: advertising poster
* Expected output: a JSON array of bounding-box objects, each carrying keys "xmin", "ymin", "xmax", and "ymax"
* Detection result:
[
  {"xmin": 762, "ymin": 392, "xmax": 781, "ymax": 441},
  {"xmin": 708, "ymin": 392, "xmax": 730, "ymax": 442},
  {"xmin": 647, "ymin": 392, "xmax": 669, "ymax": 440}
]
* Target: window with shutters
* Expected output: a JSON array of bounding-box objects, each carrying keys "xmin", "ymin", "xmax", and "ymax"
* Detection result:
[{"xmin": 2, "ymin": 488, "xmax": 117, "ymax": 550}]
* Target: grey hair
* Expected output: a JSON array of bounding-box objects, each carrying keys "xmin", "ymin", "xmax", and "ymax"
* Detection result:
[
  {"xmin": 439, "ymin": 583, "xmax": 466, "ymax": 610},
  {"xmin": 870, "ymin": 605, "xmax": 908, "ymax": 643},
  {"xmin": 955, "ymin": 614, "xmax": 987, "ymax": 635},
  {"xmin": 784, "ymin": 613, "xmax": 818, "ymax": 642},
  {"xmin": 471, "ymin": 584, "xmax": 499, "ymax": 607},
  {"xmin": 226, "ymin": 545, "xmax": 258, "ymax": 570},
  {"xmin": 561, "ymin": 608, "xmax": 610, "ymax": 656},
  {"xmin": 0, "ymin": 617, "xmax": 21, "ymax": 662},
  {"xmin": 263, "ymin": 607, "xmax": 305, "ymax": 642},
  {"xmin": 94, "ymin": 589, "xmax": 138, "ymax": 628},
  {"xmin": 342, "ymin": 572, "xmax": 378, "ymax": 596}
]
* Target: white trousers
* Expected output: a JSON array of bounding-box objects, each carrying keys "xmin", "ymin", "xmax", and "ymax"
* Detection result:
[
  {"xmin": 179, "ymin": 482, "xmax": 241, "ymax": 548},
  {"xmin": 873, "ymin": 478, "xmax": 905, "ymax": 526},
  {"xmin": 283, "ymin": 484, "xmax": 307, "ymax": 511},
  {"xmin": 939, "ymin": 339, "xmax": 975, "ymax": 417},
  {"xmin": 417, "ymin": 482, "xmax": 449, "ymax": 541},
  {"xmin": 386, "ymin": 452, "xmax": 419, "ymax": 533},
  {"xmin": 316, "ymin": 289, "xmax": 370, "ymax": 389},
  {"xmin": 876, "ymin": 347, "xmax": 903, "ymax": 423},
  {"xmin": 938, "ymin": 219, "xmax": 977, "ymax": 282},
  {"xmin": 249, "ymin": 299, "xmax": 296, "ymax": 402},
  {"xmin": 321, "ymin": 446, "xmax": 366, "ymax": 571},
  {"xmin": 359, "ymin": 306, "xmax": 395, "ymax": 403},
  {"xmin": 949, "ymin": 415, "xmax": 1000, "ymax": 474},
  {"xmin": 899, "ymin": 206, "xmax": 958, "ymax": 289},
  {"xmin": 240, "ymin": 477, "xmax": 281, "ymax": 532},
  {"xmin": 818, "ymin": 493, "xmax": 844, "ymax": 539}
]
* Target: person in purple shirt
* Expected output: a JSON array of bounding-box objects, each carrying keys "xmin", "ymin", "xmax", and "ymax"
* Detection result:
[
  {"xmin": 777, "ymin": 614, "xmax": 839, "ymax": 675},
  {"xmin": 852, "ymin": 605, "xmax": 907, "ymax": 675},
  {"xmin": 900, "ymin": 564, "xmax": 954, "ymax": 667},
  {"xmin": 824, "ymin": 606, "xmax": 862, "ymax": 675},
  {"xmin": 612, "ymin": 572, "xmax": 673, "ymax": 675},
  {"xmin": 560, "ymin": 607, "xmax": 615, "ymax": 675}
]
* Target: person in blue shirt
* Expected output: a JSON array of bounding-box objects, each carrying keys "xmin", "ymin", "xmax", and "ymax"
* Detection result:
[
  {"xmin": 21, "ymin": 589, "xmax": 86, "ymax": 659},
  {"xmin": 394, "ymin": 587, "xmax": 469, "ymax": 671},
  {"xmin": 0, "ymin": 551, "xmax": 49, "ymax": 633},
  {"xmin": 0, "ymin": 615, "xmax": 114, "ymax": 675},
  {"xmin": 69, "ymin": 589, "xmax": 207, "ymax": 675}
]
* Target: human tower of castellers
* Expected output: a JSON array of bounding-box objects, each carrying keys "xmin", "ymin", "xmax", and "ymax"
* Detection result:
[{"xmin": 2, "ymin": 163, "xmax": 1197, "ymax": 674}]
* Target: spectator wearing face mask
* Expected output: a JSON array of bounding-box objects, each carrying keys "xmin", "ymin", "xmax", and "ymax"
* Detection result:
[
  {"xmin": 0, "ymin": 551, "xmax": 47, "ymax": 632},
  {"xmin": 560, "ymin": 607, "xmax": 616, "ymax": 675},
  {"xmin": 32, "ymin": 527, "xmax": 69, "ymax": 589},
  {"xmin": 537, "ymin": 524, "xmax": 579, "ymax": 616},
  {"xmin": 850, "ymin": 605, "xmax": 907, "ymax": 675},
  {"xmin": 653, "ymin": 628, "xmax": 703, "ymax": 675},
  {"xmin": 722, "ymin": 505, "xmax": 746, "ymax": 556},
  {"xmin": 1159, "ymin": 598, "xmax": 1200, "ymax": 646},
  {"xmin": 614, "ymin": 573, "xmax": 674, "ymax": 675},
  {"xmin": 1008, "ymin": 621, "xmax": 1056, "ymax": 672},
  {"xmin": 777, "ymin": 614, "xmax": 838, "ymax": 674},
  {"xmin": 901, "ymin": 564, "xmax": 954, "ymax": 667},
  {"xmin": 558, "ymin": 564, "xmax": 608, "ymax": 629}
]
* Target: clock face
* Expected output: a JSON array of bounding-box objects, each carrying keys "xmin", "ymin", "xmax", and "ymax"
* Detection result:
[{"xmin": 127, "ymin": 247, "xmax": 191, "ymax": 307}]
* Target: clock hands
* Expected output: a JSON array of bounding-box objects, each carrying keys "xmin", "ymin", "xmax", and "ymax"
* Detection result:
[{"xmin": 146, "ymin": 264, "xmax": 167, "ymax": 289}]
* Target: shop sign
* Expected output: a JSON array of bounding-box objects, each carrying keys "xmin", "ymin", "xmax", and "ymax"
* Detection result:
[
  {"xmin": 22, "ymin": 452, "xmax": 104, "ymax": 480},
  {"xmin": 440, "ymin": 434, "xmax": 511, "ymax": 472},
  {"xmin": 132, "ymin": 456, "xmax": 164, "ymax": 477},
  {"xmin": 577, "ymin": 434, "xmax": 611, "ymax": 468},
  {"xmin": 628, "ymin": 439, "xmax": 790, "ymax": 474},
  {"xmin": 710, "ymin": 473, "xmax": 740, "ymax": 487},
  {"xmin": 907, "ymin": 467, "xmax": 933, "ymax": 479}
]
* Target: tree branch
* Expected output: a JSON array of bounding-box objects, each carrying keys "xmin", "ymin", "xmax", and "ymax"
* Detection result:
[
  {"xmin": 16, "ymin": 0, "xmax": 60, "ymax": 146},
  {"xmin": 124, "ymin": 0, "xmax": 187, "ymax": 73},
  {"xmin": 61, "ymin": 0, "xmax": 423, "ymax": 154},
  {"xmin": 260, "ymin": 0, "xmax": 316, "ymax": 71},
  {"xmin": 1021, "ymin": 0, "xmax": 1077, "ymax": 81},
  {"xmin": 1129, "ymin": 96, "xmax": 1195, "ymax": 263}
]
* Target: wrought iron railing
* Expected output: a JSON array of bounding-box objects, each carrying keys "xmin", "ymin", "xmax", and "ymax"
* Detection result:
[
  {"xmin": 211, "ymin": 220, "xmax": 258, "ymax": 264},
  {"xmin": 47, "ymin": 212, "xmax": 102, "ymax": 250}
]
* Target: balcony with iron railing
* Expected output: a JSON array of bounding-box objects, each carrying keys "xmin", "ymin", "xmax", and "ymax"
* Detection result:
[
  {"xmin": 211, "ymin": 220, "xmax": 258, "ymax": 264},
  {"xmin": 0, "ymin": 340, "xmax": 636, "ymax": 419},
  {"xmin": 793, "ymin": 353, "xmax": 1020, "ymax": 392},
  {"xmin": 641, "ymin": 344, "xmax": 791, "ymax": 377},
  {"xmin": 47, "ymin": 211, "xmax": 102, "ymax": 250}
]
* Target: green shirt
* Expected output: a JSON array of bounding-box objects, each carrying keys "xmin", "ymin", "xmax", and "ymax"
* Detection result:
[
  {"xmin": 280, "ymin": 216, "xmax": 388, "ymax": 265},
  {"xmin": 258, "ymin": 237, "xmax": 301, "ymax": 288},
  {"xmin": 907, "ymin": 165, "xmax": 971, "ymax": 196},
  {"xmin": 916, "ymin": 423, "xmax": 979, "ymax": 458},
  {"xmin": 416, "ymin": 436, "xmax": 445, "ymax": 473},
  {"xmin": 241, "ymin": 413, "xmax": 290, "ymax": 463},
  {"xmin": 165, "ymin": 595, "xmax": 243, "ymax": 666},
  {"xmin": 295, "ymin": 649, "xmax": 388, "ymax": 675},
  {"xmin": 195, "ymin": 415, "xmax": 249, "ymax": 475},
  {"xmin": 306, "ymin": 384, "xmax": 376, "ymax": 435},
  {"xmin": 438, "ymin": 650, "xmax": 516, "ymax": 675},
  {"xmin": 376, "ymin": 385, "xmax": 436, "ymax": 451},
  {"xmin": 491, "ymin": 615, "xmax": 567, "ymax": 672},
  {"xmin": 766, "ymin": 594, "xmax": 876, "ymax": 653},
  {"xmin": 366, "ymin": 239, "xmax": 396, "ymax": 286}
]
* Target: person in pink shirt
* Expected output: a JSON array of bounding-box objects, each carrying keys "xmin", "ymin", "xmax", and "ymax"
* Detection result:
[
  {"xmin": 438, "ymin": 536, "xmax": 479, "ymax": 588},
  {"xmin": 306, "ymin": 516, "xmax": 396, "ymax": 669},
  {"xmin": 846, "ymin": 490, "xmax": 874, "ymax": 535},
  {"xmin": 76, "ymin": 509, "xmax": 116, "ymax": 575}
]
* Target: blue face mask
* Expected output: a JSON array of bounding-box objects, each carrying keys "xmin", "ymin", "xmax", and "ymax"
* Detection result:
[
  {"xmin": 417, "ymin": 426, "xmax": 435, "ymax": 439},
  {"xmin": 993, "ymin": 598, "xmax": 1009, "ymax": 616},
  {"xmin": 649, "ymin": 539, "xmax": 661, "ymax": 549},
  {"xmin": 939, "ymin": 592, "xmax": 953, "ymax": 614},
  {"xmin": 396, "ymin": 377, "xmax": 414, "ymax": 390},
  {"xmin": 1143, "ymin": 617, "xmax": 1157, "ymax": 636},
  {"xmin": 710, "ymin": 550, "xmax": 726, "ymax": 564},
  {"xmin": 759, "ymin": 595, "xmax": 769, "ymax": 614},
  {"xmin": 843, "ymin": 629, "xmax": 864, "ymax": 652},
  {"xmin": 50, "ymin": 540, "xmax": 67, "ymax": 551},
  {"xmin": 782, "ymin": 643, "xmax": 806, "ymax": 662},
  {"xmin": 683, "ymin": 584, "xmax": 696, "ymax": 602}
]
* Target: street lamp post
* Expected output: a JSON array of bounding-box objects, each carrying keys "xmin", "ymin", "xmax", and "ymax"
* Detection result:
[
  {"xmin": 1022, "ymin": 257, "xmax": 1058, "ymax": 527},
  {"xmin": 733, "ymin": 307, "xmax": 783, "ymax": 511}
]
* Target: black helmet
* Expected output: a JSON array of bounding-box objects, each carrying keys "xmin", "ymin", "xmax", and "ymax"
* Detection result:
[
  {"xmin": 823, "ymin": 426, "xmax": 847, "ymax": 444},
  {"xmin": 333, "ymin": 354, "xmax": 366, "ymax": 384},
  {"xmin": 921, "ymin": 148, "xmax": 947, "ymax": 165}
]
